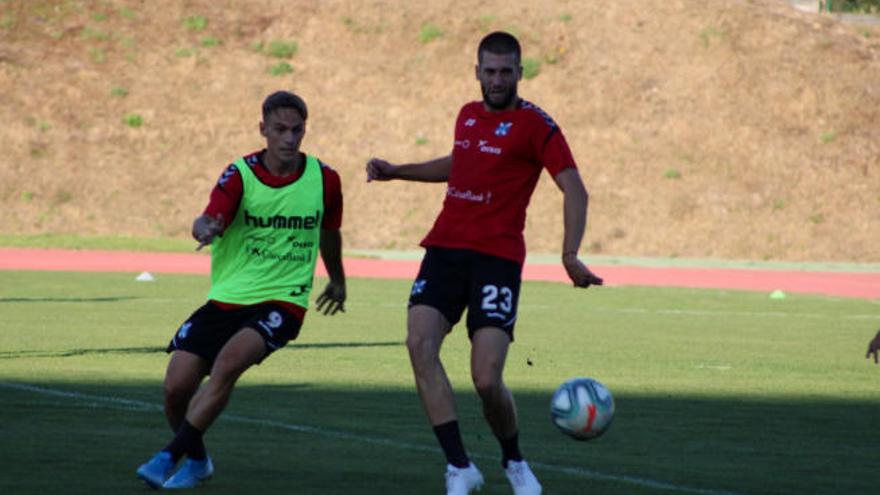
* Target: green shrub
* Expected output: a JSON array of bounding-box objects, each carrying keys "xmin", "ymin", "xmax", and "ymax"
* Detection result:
[
  {"xmin": 819, "ymin": 131, "xmax": 837, "ymax": 144},
  {"xmin": 182, "ymin": 15, "xmax": 208, "ymax": 32},
  {"xmin": 201, "ymin": 36, "xmax": 221, "ymax": 47},
  {"xmin": 419, "ymin": 23, "xmax": 443, "ymax": 43},
  {"xmin": 663, "ymin": 168, "xmax": 682, "ymax": 179},
  {"xmin": 522, "ymin": 57, "xmax": 540, "ymax": 79},
  {"xmin": 826, "ymin": 0, "xmax": 880, "ymax": 13},
  {"xmin": 267, "ymin": 40, "xmax": 298, "ymax": 58},
  {"xmin": 267, "ymin": 61, "xmax": 294, "ymax": 76},
  {"xmin": 123, "ymin": 113, "xmax": 144, "ymax": 128}
]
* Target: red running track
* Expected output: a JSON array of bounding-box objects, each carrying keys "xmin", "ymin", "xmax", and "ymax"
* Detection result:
[{"xmin": 1, "ymin": 248, "xmax": 878, "ymax": 300}]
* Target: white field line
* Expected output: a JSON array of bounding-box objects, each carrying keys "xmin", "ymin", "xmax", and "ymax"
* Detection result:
[{"xmin": 0, "ymin": 381, "xmax": 745, "ymax": 495}]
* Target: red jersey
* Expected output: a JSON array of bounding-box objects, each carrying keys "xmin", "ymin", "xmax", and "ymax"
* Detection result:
[
  {"xmin": 202, "ymin": 150, "xmax": 343, "ymax": 321},
  {"xmin": 420, "ymin": 100, "xmax": 577, "ymax": 264}
]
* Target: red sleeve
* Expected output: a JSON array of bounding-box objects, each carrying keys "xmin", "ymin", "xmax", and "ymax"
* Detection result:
[
  {"xmin": 320, "ymin": 164, "xmax": 343, "ymax": 230},
  {"xmin": 202, "ymin": 164, "xmax": 243, "ymax": 229},
  {"xmin": 538, "ymin": 126, "xmax": 577, "ymax": 177}
]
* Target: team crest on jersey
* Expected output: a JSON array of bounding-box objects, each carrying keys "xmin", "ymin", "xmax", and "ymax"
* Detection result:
[
  {"xmin": 494, "ymin": 122, "xmax": 513, "ymax": 136},
  {"xmin": 411, "ymin": 279, "xmax": 427, "ymax": 296}
]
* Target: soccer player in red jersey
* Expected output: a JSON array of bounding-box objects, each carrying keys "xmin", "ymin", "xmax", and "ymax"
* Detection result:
[
  {"xmin": 366, "ymin": 32, "xmax": 602, "ymax": 495},
  {"xmin": 136, "ymin": 91, "xmax": 346, "ymax": 489}
]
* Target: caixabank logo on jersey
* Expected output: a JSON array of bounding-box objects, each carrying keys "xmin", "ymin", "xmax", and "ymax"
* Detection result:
[{"xmin": 242, "ymin": 209, "xmax": 320, "ymax": 262}]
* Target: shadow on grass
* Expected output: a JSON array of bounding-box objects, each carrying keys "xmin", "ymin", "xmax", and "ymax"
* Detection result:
[
  {"xmin": 0, "ymin": 346, "xmax": 166, "ymax": 359},
  {"xmin": 0, "ymin": 380, "xmax": 875, "ymax": 495},
  {"xmin": 0, "ymin": 342, "xmax": 405, "ymax": 360},
  {"xmin": 0, "ymin": 296, "xmax": 139, "ymax": 303}
]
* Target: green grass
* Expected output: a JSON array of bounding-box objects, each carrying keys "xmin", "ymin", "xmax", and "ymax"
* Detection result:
[
  {"xmin": 0, "ymin": 234, "xmax": 195, "ymax": 252},
  {"xmin": 663, "ymin": 168, "xmax": 683, "ymax": 179},
  {"xmin": 266, "ymin": 40, "xmax": 299, "ymax": 59},
  {"xmin": 122, "ymin": 112, "xmax": 144, "ymax": 128},
  {"xmin": 182, "ymin": 15, "xmax": 208, "ymax": 32},
  {"xmin": 109, "ymin": 86, "xmax": 128, "ymax": 98},
  {"xmin": 267, "ymin": 61, "xmax": 294, "ymax": 76},
  {"xmin": 201, "ymin": 36, "xmax": 221, "ymax": 47},
  {"xmin": 418, "ymin": 23, "xmax": 443, "ymax": 43},
  {"xmin": 522, "ymin": 57, "xmax": 541, "ymax": 79},
  {"xmin": 0, "ymin": 270, "xmax": 877, "ymax": 494}
]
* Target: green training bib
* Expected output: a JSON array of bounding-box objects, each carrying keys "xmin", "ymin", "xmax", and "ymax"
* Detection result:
[{"xmin": 208, "ymin": 154, "xmax": 324, "ymax": 307}]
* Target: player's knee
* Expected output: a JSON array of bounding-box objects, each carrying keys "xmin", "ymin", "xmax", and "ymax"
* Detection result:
[
  {"xmin": 210, "ymin": 360, "xmax": 246, "ymax": 388},
  {"xmin": 406, "ymin": 331, "xmax": 439, "ymax": 360},
  {"xmin": 163, "ymin": 382, "xmax": 192, "ymax": 410},
  {"xmin": 472, "ymin": 371, "xmax": 502, "ymax": 399}
]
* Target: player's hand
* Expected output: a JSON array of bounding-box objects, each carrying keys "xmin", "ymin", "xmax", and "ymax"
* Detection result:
[
  {"xmin": 562, "ymin": 253, "xmax": 604, "ymax": 288},
  {"xmin": 316, "ymin": 281, "xmax": 346, "ymax": 316},
  {"xmin": 366, "ymin": 158, "xmax": 397, "ymax": 182},
  {"xmin": 866, "ymin": 329, "xmax": 880, "ymax": 364},
  {"xmin": 193, "ymin": 214, "xmax": 224, "ymax": 251}
]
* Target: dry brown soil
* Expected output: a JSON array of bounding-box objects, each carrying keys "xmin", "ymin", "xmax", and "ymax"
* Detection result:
[{"xmin": 1, "ymin": 0, "xmax": 878, "ymax": 262}]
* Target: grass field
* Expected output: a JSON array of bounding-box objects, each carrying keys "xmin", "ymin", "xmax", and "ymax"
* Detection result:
[{"xmin": 0, "ymin": 270, "xmax": 877, "ymax": 494}]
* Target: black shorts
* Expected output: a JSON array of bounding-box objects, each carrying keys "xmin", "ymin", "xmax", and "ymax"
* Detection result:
[
  {"xmin": 408, "ymin": 247, "xmax": 522, "ymax": 340},
  {"xmin": 166, "ymin": 302, "xmax": 303, "ymax": 364}
]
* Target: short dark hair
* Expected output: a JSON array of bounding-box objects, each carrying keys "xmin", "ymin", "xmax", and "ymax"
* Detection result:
[
  {"xmin": 262, "ymin": 91, "xmax": 308, "ymax": 121},
  {"xmin": 477, "ymin": 31, "xmax": 521, "ymax": 64}
]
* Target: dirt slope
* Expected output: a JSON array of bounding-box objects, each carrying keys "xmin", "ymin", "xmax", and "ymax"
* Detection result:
[{"xmin": 1, "ymin": 0, "xmax": 878, "ymax": 262}]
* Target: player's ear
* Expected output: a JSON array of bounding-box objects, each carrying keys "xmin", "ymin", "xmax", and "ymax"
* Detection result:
[
  {"xmin": 475, "ymin": 64, "xmax": 480, "ymax": 81},
  {"xmin": 259, "ymin": 121, "xmax": 266, "ymax": 137}
]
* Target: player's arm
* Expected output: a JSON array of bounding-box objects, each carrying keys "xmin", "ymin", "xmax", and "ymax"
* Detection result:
[
  {"xmin": 315, "ymin": 165, "xmax": 346, "ymax": 315},
  {"xmin": 193, "ymin": 165, "xmax": 241, "ymax": 250},
  {"xmin": 866, "ymin": 328, "xmax": 880, "ymax": 364},
  {"xmin": 365, "ymin": 155, "xmax": 451, "ymax": 183},
  {"xmin": 316, "ymin": 228, "xmax": 346, "ymax": 315},
  {"xmin": 553, "ymin": 168, "xmax": 603, "ymax": 288},
  {"xmin": 193, "ymin": 214, "xmax": 225, "ymax": 251}
]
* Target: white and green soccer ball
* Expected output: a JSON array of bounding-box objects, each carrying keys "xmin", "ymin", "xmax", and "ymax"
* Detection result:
[{"xmin": 550, "ymin": 377, "xmax": 615, "ymax": 440}]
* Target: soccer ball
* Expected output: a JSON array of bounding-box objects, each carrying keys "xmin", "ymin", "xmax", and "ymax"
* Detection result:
[{"xmin": 550, "ymin": 377, "xmax": 615, "ymax": 440}]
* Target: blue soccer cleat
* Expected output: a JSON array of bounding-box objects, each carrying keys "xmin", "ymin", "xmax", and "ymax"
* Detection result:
[
  {"xmin": 162, "ymin": 456, "xmax": 214, "ymax": 489},
  {"xmin": 136, "ymin": 451, "xmax": 176, "ymax": 489}
]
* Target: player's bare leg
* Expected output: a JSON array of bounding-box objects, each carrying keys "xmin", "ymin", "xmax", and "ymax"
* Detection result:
[
  {"xmin": 470, "ymin": 327, "xmax": 517, "ymax": 437},
  {"xmin": 150, "ymin": 328, "xmax": 265, "ymax": 489},
  {"xmin": 408, "ymin": 305, "xmax": 484, "ymax": 494},
  {"xmin": 163, "ymin": 351, "xmax": 210, "ymax": 432},
  {"xmin": 185, "ymin": 327, "xmax": 265, "ymax": 430},
  {"xmin": 471, "ymin": 326, "xmax": 541, "ymax": 495},
  {"xmin": 406, "ymin": 305, "xmax": 457, "ymax": 424}
]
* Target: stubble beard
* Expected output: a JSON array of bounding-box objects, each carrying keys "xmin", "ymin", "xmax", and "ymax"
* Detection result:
[{"xmin": 481, "ymin": 84, "xmax": 518, "ymax": 111}]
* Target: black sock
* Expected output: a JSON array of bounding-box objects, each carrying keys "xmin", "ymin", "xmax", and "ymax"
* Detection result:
[
  {"xmin": 497, "ymin": 431, "xmax": 523, "ymax": 468},
  {"xmin": 433, "ymin": 420, "xmax": 470, "ymax": 468},
  {"xmin": 162, "ymin": 420, "xmax": 206, "ymax": 462}
]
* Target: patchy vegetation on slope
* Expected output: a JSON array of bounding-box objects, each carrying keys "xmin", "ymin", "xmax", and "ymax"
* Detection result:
[{"xmin": 1, "ymin": 0, "xmax": 878, "ymax": 262}]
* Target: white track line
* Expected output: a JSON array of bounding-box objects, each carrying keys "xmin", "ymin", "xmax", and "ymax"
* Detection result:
[{"xmin": 0, "ymin": 381, "xmax": 745, "ymax": 495}]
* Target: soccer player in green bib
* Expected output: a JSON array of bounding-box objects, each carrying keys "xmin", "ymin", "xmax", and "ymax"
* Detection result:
[{"xmin": 137, "ymin": 91, "xmax": 346, "ymax": 489}]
